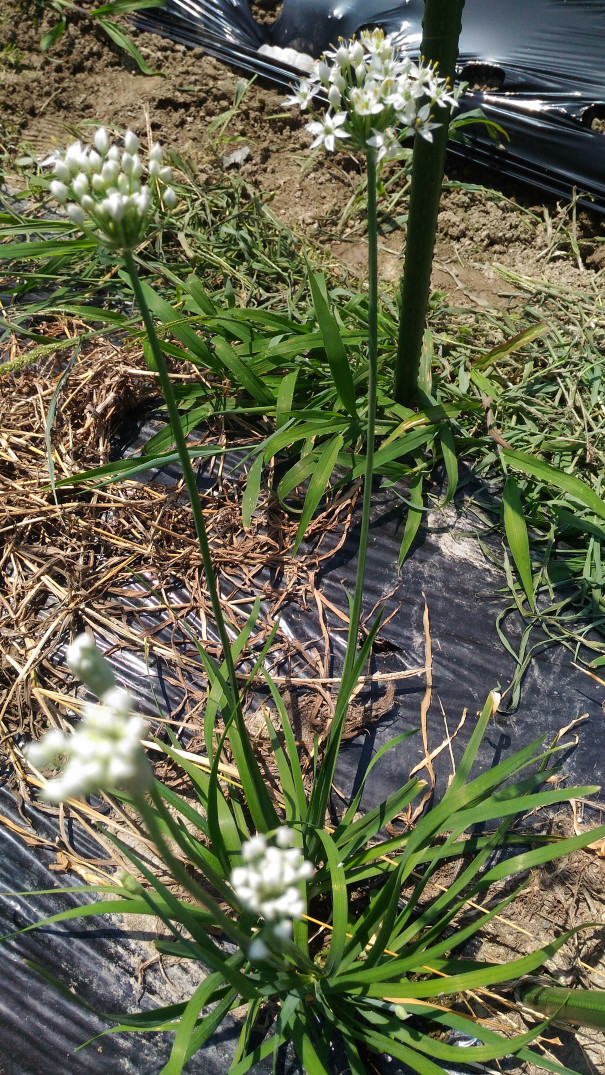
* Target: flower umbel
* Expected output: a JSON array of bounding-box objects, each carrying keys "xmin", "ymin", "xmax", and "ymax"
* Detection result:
[
  {"xmin": 27, "ymin": 634, "xmax": 152, "ymax": 802},
  {"xmin": 230, "ymin": 828, "xmax": 314, "ymax": 923},
  {"xmin": 284, "ymin": 25, "xmax": 463, "ymax": 159},
  {"xmin": 47, "ymin": 129, "xmax": 176, "ymax": 251}
]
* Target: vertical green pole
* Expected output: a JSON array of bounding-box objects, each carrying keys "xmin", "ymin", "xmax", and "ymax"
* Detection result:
[{"xmin": 394, "ymin": 0, "xmax": 465, "ymax": 407}]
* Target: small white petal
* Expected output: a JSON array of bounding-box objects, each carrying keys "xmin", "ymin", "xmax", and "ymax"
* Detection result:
[{"xmin": 163, "ymin": 186, "xmax": 176, "ymax": 209}]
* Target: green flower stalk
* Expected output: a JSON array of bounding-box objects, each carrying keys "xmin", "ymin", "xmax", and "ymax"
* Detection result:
[{"xmin": 395, "ymin": 0, "xmax": 466, "ymax": 407}]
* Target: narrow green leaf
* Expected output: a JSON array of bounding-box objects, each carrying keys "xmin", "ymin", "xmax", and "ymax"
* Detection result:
[
  {"xmin": 242, "ymin": 452, "xmax": 263, "ymax": 529},
  {"xmin": 503, "ymin": 448, "xmax": 605, "ymax": 521},
  {"xmin": 212, "ymin": 337, "xmax": 274, "ymax": 406},
  {"xmin": 398, "ymin": 472, "xmax": 424, "ymax": 568},
  {"xmin": 96, "ymin": 18, "xmax": 161, "ymax": 75},
  {"xmin": 292, "ymin": 433, "xmax": 343, "ymax": 554},
  {"xmin": 438, "ymin": 423, "xmax": 458, "ymax": 507},
  {"xmin": 474, "ymin": 323, "xmax": 549, "ymax": 369},
  {"xmin": 40, "ymin": 19, "xmax": 66, "ymax": 50},
  {"xmin": 503, "ymin": 475, "xmax": 535, "ymax": 610},
  {"xmin": 308, "ymin": 269, "xmax": 357, "ymax": 417}
]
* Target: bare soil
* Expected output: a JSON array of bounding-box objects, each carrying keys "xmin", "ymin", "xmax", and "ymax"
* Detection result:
[{"xmin": 2, "ymin": 1, "xmax": 605, "ymax": 308}]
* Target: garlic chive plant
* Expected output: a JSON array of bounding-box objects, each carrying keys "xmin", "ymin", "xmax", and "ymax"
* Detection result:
[
  {"xmin": 13, "ymin": 117, "xmax": 605, "ymax": 1075},
  {"xmin": 285, "ymin": 26, "xmax": 460, "ymax": 681}
]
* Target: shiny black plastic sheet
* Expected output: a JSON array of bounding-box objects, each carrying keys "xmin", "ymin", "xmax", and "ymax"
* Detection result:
[{"xmin": 137, "ymin": 0, "xmax": 605, "ymax": 209}]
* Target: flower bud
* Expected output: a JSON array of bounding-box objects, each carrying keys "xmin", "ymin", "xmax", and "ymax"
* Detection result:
[
  {"xmin": 94, "ymin": 127, "xmax": 109, "ymax": 156},
  {"xmin": 124, "ymin": 130, "xmax": 139, "ymax": 155},
  {"xmin": 80, "ymin": 194, "xmax": 94, "ymax": 212},
  {"xmin": 351, "ymin": 41, "xmax": 364, "ymax": 66},
  {"xmin": 162, "ymin": 186, "xmax": 176, "ymax": 209},
  {"xmin": 92, "ymin": 172, "xmax": 105, "ymax": 192},
  {"xmin": 148, "ymin": 159, "xmax": 161, "ymax": 178},
  {"xmin": 107, "ymin": 145, "xmax": 120, "ymax": 161},
  {"xmin": 136, "ymin": 188, "xmax": 151, "ymax": 213},
  {"xmin": 53, "ymin": 160, "xmax": 70, "ymax": 182},
  {"xmin": 149, "ymin": 142, "xmax": 163, "ymax": 162},
  {"xmin": 67, "ymin": 204, "xmax": 85, "ymax": 224},
  {"xmin": 50, "ymin": 180, "xmax": 68, "ymax": 204},
  {"xmin": 121, "ymin": 152, "xmax": 135, "ymax": 175},
  {"xmin": 117, "ymin": 173, "xmax": 130, "ymax": 195},
  {"xmin": 102, "ymin": 159, "xmax": 119, "ymax": 184},
  {"xmin": 328, "ymin": 84, "xmax": 341, "ymax": 109},
  {"xmin": 158, "ymin": 166, "xmax": 172, "ymax": 183},
  {"xmin": 88, "ymin": 149, "xmax": 102, "ymax": 172},
  {"xmin": 72, "ymin": 173, "xmax": 89, "ymax": 200},
  {"xmin": 106, "ymin": 192, "xmax": 124, "ymax": 221},
  {"xmin": 131, "ymin": 155, "xmax": 143, "ymax": 180},
  {"xmin": 67, "ymin": 633, "xmax": 117, "ymax": 698}
]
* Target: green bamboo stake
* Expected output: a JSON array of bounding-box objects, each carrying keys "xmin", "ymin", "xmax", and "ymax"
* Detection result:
[{"xmin": 394, "ymin": 0, "xmax": 465, "ymax": 407}]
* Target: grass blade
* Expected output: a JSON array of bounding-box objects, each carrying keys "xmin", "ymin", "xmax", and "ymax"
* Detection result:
[{"xmin": 503, "ymin": 475, "xmax": 535, "ymax": 610}]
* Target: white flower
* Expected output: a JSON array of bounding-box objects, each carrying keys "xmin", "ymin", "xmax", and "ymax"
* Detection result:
[
  {"xmin": 288, "ymin": 28, "xmax": 461, "ymax": 164},
  {"xmin": 350, "ymin": 84, "xmax": 383, "ymax": 116},
  {"xmin": 367, "ymin": 126, "xmax": 400, "ymax": 163},
  {"xmin": 283, "ymin": 78, "xmax": 315, "ymax": 110},
  {"xmin": 67, "ymin": 204, "xmax": 85, "ymax": 224},
  {"xmin": 231, "ymin": 828, "xmax": 314, "ymax": 923},
  {"xmin": 26, "ymin": 684, "xmax": 152, "ymax": 804},
  {"xmin": 328, "ymin": 83, "xmax": 342, "ymax": 109},
  {"xmin": 45, "ymin": 129, "xmax": 177, "ymax": 252},
  {"xmin": 306, "ymin": 111, "xmax": 349, "ymax": 152}
]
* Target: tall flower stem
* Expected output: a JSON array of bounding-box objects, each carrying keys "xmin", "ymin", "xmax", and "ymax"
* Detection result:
[
  {"xmin": 342, "ymin": 149, "xmax": 379, "ymax": 682},
  {"xmin": 394, "ymin": 0, "xmax": 465, "ymax": 407},
  {"xmin": 123, "ymin": 251, "xmax": 240, "ymax": 708}
]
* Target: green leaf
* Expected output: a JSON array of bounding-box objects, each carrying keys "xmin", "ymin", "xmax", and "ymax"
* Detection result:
[
  {"xmin": 159, "ymin": 972, "xmax": 225, "ymax": 1075},
  {"xmin": 292, "ymin": 433, "xmax": 343, "ymax": 555},
  {"xmin": 503, "ymin": 475, "xmax": 535, "ymax": 610},
  {"xmin": 438, "ymin": 423, "xmax": 458, "ymax": 507},
  {"xmin": 40, "ymin": 19, "xmax": 66, "ymax": 51},
  {"xmin": 275, "ymin": 368, "xmax": 298, "ymax": 429},
  {"xmin": 308, "ymin": 269, "xmax": 357, "ymax": 417},
  {"xmin": 212, "ymin": 337, "xmax": 274, "ymax": 407},
  {"xmin": 95, "ymin": 18, "xmax": 161, "ymax": 75},
  {"xmin": 242, "ymin": 452, "xmax": 263, "ymax": 529},
  {"xmin": 474, "ymin": 323, "xmax": 549, "ymax": 369},
  {"xmin": 398, "ymin": 472, "xmax": 424, "ymax": 568},
  {"xmin": 503, "ymin": 449, "xmax": 605, "ymax": 521},
  {"xmin": 0, "ymin": 237, "xmax": 96, "ymax": 259},
  {"xmin": 314, "ymin": 830, "xmax": 348, "ymax": 975}
]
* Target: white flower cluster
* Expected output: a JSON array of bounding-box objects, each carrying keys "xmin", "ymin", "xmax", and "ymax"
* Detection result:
[
  {"xmin": 230, "ymin": 828, "xmax": 314, "ymax": 923},
  {"xmin": 284, "ymin": 26, "xmax": 462, "ymax": 161},
  {"xmin": 48, "ymin": 129, "xmax": 176, "ymax": 251},
  {"xmin": 26, "ymin": 634, "xmax": 152, "ymax": 802}
]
